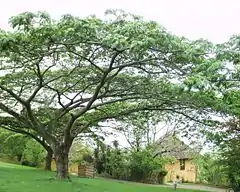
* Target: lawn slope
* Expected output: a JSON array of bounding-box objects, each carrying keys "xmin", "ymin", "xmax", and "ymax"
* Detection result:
[{"xmin": 0, "ymin": 162, "xmax": 203, "ymax": 192}]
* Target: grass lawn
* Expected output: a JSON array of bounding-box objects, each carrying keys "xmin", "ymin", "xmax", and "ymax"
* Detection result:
[{"xmin": 0, "ymin": 162, "xmax": 204, "ymax": 192}]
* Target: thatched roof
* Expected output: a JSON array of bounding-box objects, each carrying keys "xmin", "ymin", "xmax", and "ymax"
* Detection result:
[{"xmin": 153, "ymin": 134, "xmax": 196, "ymax": 159}]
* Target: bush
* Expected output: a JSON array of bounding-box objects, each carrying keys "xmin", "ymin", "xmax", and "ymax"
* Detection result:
[
  {"xmin": 157, "ymin": 170, "xmax": 168, "ymax": 184},
  {"xmin": 21, "ymin": 160, "xmax": 38, "ymax": 167},
  {"xmin": 22, "ymin": 140, "xmax": 45, "ymax": 167},
  {"xmin": 69, "ymin": 142, "xmax": 93, "ymax": 165},
  {"xmin": 129, "ymin": 149, "xmax": 165, "ymax": 183},
  {"xmin": 105, "ymin": 148, "xmax": 129, "ymax": 179},
  {"xmin": 0, "ymin": 131, "xmax": 28, "ymax": 162},
  {"xmin": 94, "ymin": 145, "xmax": 166, "ymax": 183},
  {"xmin": 82, "ymin": 154, "xmax": 94, "ymax": 164}
]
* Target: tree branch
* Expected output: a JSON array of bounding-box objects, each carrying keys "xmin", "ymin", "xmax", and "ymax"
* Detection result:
[
  {"xmin": 0, "ymin": 85, "xmax": 27, "ymax": 106},
  {"xmin": 73, "ymin": 51, "xmax": 123, "ymax": 119},
  {"xmin": 0, "ymin": 102, "xmax": 30, "ymax": 125},
  {"xmin": 1, "ymin": 126, "xmax": 50, "ymax": 151}
]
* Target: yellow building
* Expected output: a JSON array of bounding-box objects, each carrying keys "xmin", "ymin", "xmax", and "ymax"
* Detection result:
[
  {"xmin": 165, "ymin": 158, "xmax": 197, "ymax": 183},
  {"xmin": 154, "ymin": 134, "xmax": 198, "ymax": 183}
]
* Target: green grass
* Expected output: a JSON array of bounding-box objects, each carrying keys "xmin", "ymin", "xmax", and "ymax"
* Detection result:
[{"xmin": 0, "ymin": 162, "xmax": 203, "ymax": 192}]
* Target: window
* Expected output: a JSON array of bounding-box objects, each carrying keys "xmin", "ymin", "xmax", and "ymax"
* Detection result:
[{"xmin": 180, "ymin": 159, "xmax": 185, "ymax": 170}]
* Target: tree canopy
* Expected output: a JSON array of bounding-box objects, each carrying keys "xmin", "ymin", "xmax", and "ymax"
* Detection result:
[{"xmin": 0, "ymin": 10, "xmax": 223, "ymax": 179}]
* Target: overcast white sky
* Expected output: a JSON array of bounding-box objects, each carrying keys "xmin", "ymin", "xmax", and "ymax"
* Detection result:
[
  {"xmin": 0, "ymin": 0, "xmax": 238, "ymax": 148},
  {"xmin": 1, "ymin": 0, "xmax": 240, "ymax": 43}
]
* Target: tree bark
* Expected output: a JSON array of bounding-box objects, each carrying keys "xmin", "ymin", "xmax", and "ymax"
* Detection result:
[
  {"xmin": 44, "ymin": 148, "xmax": 53, "ymax": 171},
  {"xmin": 54, "ymin": 145, "xmax": 70, "ymax": 180}
]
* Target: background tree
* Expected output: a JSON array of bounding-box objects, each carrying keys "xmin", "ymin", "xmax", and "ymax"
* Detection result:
[
  {"xmin": 69, "ymin": 140, "xmax": 93, "ymax": 165},
  {"xmin": 93, "ymin": 140, "xmax": 166, "ymax": 183},
  {"xmin": 104, "ymin": 141, "xmax": 129, "ymax": 179},
  {"xmin": 129, "ymin": 148, "xmax": 166, "ymax": 183},
  {"xmin": 116, "ymin": 111, "xmax": 167, "ymax": 151},
  {"xmin": 22, "ymin": 139, "xmax": 46, "ymax": 167},
  {"xmin": 220, "ymin": 138, "xmax": 240, "ymax": 191},
  {"xmin": 0, "ymin": 129, "xmax": 46, "ymax": 167},
  {"xmin": 94, "ymin": 139, "xmax": 108, "ymax": 174},
  {"xmin": 195, "ymin": 153, "xmax": 228, "ymax": 186},
  {"xmin": 185, "ymin": 35, "xmax": 240, "ymax": 190},
  {"xmin": 206, "ymin": 119, "xmax": 240, "ymax": 191},
  {"xmin": 0, "ymin": 116, "xmax": 53, "ymax": 170},
  {"xmin": 0, "ymin": 129, "xmax": 28, "ymax": 162}
]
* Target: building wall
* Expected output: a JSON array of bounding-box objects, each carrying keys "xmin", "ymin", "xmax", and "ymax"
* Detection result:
[{"xmin": 165, "ymin": 159, "xmax": 197, "ymax": 183}]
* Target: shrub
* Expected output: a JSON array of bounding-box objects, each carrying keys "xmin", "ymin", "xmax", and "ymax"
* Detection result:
[
  {"xmin": 82, "ymin": 154, "xmax": 94, "ymax": 164},
  {"xmin": 22, "ymin": 140, "xmax": 45, "ymax": 167},
  {"xmin": 129, "ymin": 149, "xmax": 164, "ymax": 183}
]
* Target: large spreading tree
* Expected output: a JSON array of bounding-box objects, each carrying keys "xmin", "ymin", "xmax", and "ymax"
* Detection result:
[{"xmin": 0, "ymin": 11, "xmax": 209, "ymax": 179}]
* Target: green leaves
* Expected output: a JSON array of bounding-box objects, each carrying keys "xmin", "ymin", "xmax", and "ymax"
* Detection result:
[
  {"xmin": 195, "ymin": 153, "xmax": 228, "ymax": 185},
  {"xmin": 23, "ymin": 139, "xmax": 45, "ymax": 166},
  {"xmin": 9, "ymin": 12, "xmax": 51, "ymax": 31},
  {"xmin": 0, "ymin": 129, "xmax": 28, "ymax": 161},
  {"xmin": 0, "ymin": 11, "xmax": 228, "ymax": 175},
  {"xmin": 223, "ymin": 91, "xmax": 240, "ymax": 115},
  {"xmin": 129, "ymin": 148, "xmax": 165, "ymax": 182}
]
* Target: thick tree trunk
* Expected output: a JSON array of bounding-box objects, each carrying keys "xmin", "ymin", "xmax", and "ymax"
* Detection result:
[
  {"xmin": 54, "ymin": 145, "xmax": 70, "ymax": 180},
  {"xmin": 44, "ymin": 148, "xmax": 53, "ymax": 171}
]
